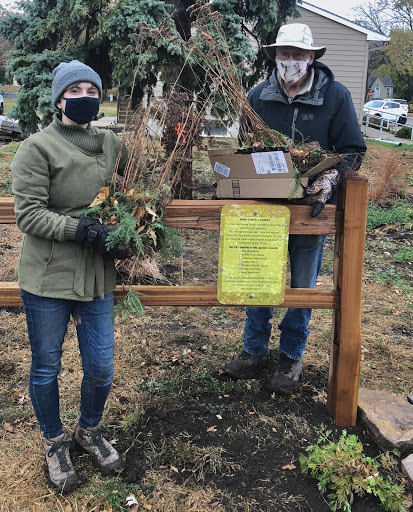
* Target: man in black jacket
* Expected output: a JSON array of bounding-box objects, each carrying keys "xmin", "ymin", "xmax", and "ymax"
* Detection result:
[{"xmin": 223, "ymin": 23, "xmax": 366, "ymax": 394}]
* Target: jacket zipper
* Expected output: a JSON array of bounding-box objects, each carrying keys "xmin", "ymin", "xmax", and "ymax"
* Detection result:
[{"xmin": 291, "ymin": 107, "xmax": 298, "ymax": 141}]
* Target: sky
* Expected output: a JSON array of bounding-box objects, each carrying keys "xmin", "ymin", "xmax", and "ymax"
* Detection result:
[
  {"xmin": 303, "ymin": 0, "xmax": 366, "ymax": 20},
  {"xmin": 0, "ymin": 0, "xmax": 367, "ymax": 20}
]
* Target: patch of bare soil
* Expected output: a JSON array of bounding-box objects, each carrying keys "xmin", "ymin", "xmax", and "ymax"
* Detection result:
[{"xmin": 120, "ymin": 367, "xmax": 388, "ymax": 512}]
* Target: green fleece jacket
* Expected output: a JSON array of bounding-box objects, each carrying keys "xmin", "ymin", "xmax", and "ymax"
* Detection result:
[{"xmin": 11, "ymin": 115, "xmax": 128, "ymax": 301}]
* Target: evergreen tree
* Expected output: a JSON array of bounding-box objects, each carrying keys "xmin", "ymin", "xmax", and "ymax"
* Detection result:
[
  {"xmin": 0, "ymin": 0, "xmax": 112, "ymax": 135},
  {"xmin": 0, "ymin": 0, "xmax": 297, "ymax": 138}
]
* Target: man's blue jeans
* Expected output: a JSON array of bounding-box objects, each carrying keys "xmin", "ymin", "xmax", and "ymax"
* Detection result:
[
  {"xmin": 21, "ymin": 290, "xmax": 115, "ymax": 439},
  {"xmin": 244, "ymin": 234, "xmax": 327, "ymax": 360}
]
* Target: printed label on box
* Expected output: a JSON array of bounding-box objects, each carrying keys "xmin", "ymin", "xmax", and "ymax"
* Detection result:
[
  {"xmin": 214, "ymin": 161, "xmax": 230, "ymax": 177},
  {"xmin": 251, "ymin": 151, "xmax": 289, "ymax": 175}
]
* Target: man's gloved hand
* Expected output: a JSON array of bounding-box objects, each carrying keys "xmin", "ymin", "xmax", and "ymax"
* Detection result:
[
  {"xmin": 299, "ymin": 168, "xmax": 340, "ymax": 217},
  {"xmin": 75, "ymin": 217, "xmax": 135, "ymax": 260}
]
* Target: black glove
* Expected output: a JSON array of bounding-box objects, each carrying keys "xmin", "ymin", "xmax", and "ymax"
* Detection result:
[
  {"xmin": 75, "ymin": 217, "xmax": 135, "ymax": 260},
  {"xmin": 297, "ymin": 168, "xmax": 340, "ymax": 217}
]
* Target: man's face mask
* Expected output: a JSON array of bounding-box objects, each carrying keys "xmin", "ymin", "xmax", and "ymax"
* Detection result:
[
  {"xmin": 276, "ymin": 59, "xmax": 310, "ymax": 85},
  {"xmin": 61, "ymin": 96, "xmax": 100, "ymax": 125}
]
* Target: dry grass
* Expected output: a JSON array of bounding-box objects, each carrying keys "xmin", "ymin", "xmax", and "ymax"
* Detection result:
[{"xmin": 358, "ymin": 145, "xmax": 412, "ymax": 203}]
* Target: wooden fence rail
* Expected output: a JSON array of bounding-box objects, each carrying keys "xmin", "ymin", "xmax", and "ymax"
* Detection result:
[{"xmin": 0, "ymin": 176, "xmax": 368, "ymax": 426}]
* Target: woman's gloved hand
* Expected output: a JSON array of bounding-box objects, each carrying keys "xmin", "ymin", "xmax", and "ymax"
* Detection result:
[
  {"xmin": 298, "ymin": 168, "xmax": 340, "ymax": 217},
  {"xmin": 75, "ymin": 217, "xmax": 135, "ymax": 260}
]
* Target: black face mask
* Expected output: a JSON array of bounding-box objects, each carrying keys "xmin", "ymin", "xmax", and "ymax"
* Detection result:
[{"xmin": 61, "ymin": 96, "xmax": 100, "ymax": 125}]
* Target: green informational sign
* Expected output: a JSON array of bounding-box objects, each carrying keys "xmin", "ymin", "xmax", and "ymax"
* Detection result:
[{"xmin": 217, "ymin": 204, "xmax": 290, "ymax": 305}]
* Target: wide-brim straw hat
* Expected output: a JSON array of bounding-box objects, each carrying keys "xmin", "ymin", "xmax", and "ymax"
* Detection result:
[{"xmin": 263, "ymin": 23, "xmax": 326, "ymax": 61}]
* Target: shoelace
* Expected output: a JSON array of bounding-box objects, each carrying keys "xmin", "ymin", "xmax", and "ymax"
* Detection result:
[
  {"xmin": 86, "ymin": 429, "xmax": 111, "ymax": 459},
  {"xmin": 47, "ymin": 439, "xmax": 74, "ymax": 457},
  {"xmin": 47, "ymin": 439, "xmax": 74, "ymax": 472},
  {"xmin": 278, "ymin": 356, "xmax": 294, "ymax": 374}
]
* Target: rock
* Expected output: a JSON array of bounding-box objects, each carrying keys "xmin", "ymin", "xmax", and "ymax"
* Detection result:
[
  {"xmin": 358, "ymin": 388, "xmax": 413, "ymax": 454},
  {"xmin": 408, "ymin": 394, "xmax": 413, "ymax": 405},
  {"xmin": 401, "ymin": 454, "xmax": 413, "ymax": 487}
]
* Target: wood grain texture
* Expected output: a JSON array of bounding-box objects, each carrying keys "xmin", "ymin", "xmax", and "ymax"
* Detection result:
[
  {"xmin": 0, "ymin": 197, "xmax": 341, "ymax": 234},
  {"xmin": 0, "ymin": 282, "xmax": 338, "ymax": 308},
  {"xmin": 327, "ymin": 176, "xmax": 368, "ymax": 426}
]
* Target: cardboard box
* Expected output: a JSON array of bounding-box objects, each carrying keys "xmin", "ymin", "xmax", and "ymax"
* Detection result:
[{"xmin": 208, "ymin": 147, "xmax": 341, "ymax": 199}]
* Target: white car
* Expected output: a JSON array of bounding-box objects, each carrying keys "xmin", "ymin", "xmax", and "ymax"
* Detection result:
[
  {"xmin": 363, "ymin": 100, "xmax": 408, "ymax": 125},
  {"xmin": 391, "ymin": 99, "xmax": 408, "ymax": 112}
]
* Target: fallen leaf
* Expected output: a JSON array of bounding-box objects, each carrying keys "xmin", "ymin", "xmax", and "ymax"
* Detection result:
[
  {"xmin": 143, "ymin": 505, "xmax": 152, "ymax": 511},
  {"xmin": 282, "ymin": 464, "xmax": 296, "ymax": 470},
  {"xmin": 132, "ymin": 206, "xmax": 145, "ymax": 220},
  {"xmin": 207, "ymin": 425, "xmax": 217, "ymax": 432},
  {"xmin": 170, "ymin": 465, "xmax": 179, "ymax": 473},
  {"xmin": 3, "ymin": 422, "xmax": 13, "ymax": 433},
  {"xmin": 89, "ymin": 187, "xmax": 109, "ymax": 207}
]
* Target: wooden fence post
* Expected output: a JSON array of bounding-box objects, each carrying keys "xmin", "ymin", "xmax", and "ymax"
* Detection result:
[{"xmin": 327, "ymin": 175, "xmax": 368, "ymax": 426}]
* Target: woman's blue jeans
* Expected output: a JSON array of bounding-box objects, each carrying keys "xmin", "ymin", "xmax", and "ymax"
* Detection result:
[
  {"xmin": 244, "ymin": 234, "xmax": 327, "ymax": 360},
  {"xmin": 21, "ymin": 290, "xmax": 115, "ymax": 439}
]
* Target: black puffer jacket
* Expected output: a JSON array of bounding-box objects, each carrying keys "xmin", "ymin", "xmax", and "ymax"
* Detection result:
[{"xmin": 248, "ymin": 61, "xmax": 366, "ymax": 173}]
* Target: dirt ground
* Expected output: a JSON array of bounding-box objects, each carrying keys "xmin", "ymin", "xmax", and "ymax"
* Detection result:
[{"xmin": 0, "ymin": 142, "xmax": 412, "ymax": 511}]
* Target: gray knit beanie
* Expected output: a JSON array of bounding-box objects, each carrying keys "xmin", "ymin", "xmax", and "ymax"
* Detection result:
[{"xmin": 52, "ymin": 60, "xmax": 102, "ymax": 106}]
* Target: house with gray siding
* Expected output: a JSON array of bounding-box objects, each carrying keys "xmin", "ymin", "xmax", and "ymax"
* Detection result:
[
  {"xmin": 290, "ymin": 2, "xmax": 388, "ymax": 122},
  {"xmin": 367, "ymin": 74, "xmax": 394, "ymax": 100}
]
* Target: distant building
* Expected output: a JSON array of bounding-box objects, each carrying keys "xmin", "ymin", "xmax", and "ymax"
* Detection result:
[{"xmin": 366, "ymin": 74, "xmax": 394, "ymax": 101}]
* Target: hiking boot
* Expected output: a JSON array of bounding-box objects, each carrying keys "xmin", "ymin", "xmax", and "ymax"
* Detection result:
[
  {"xmin": 223, "ymin": 350, "xmax": 270, "ymax": 379},
  {"xmin": 45, "ymin": 433, "xmax": 79, "ymax": 494},
  {"xmin": 268, "ymin": 353, "xmax": 302, "ymax": 395},
  {"xmin": 75, "ymin": 424, "xmax": 123, "ymax": 476}
]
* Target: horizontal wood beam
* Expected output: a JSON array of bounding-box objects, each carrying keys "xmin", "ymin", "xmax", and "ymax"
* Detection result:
[
  {"xmin": 0, "ymin": 197, "xmax": 341, "ymax": 234},
  {"xmin": 0, "ymin": 282, "xmax": 338, "ymax": 309}
]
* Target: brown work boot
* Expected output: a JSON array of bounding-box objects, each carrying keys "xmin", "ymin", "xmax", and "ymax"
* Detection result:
[
  {"xmin": 223, "ymin": 350, "xmax": 270, "ymax": 379},
  {"xmin": 268, "ymin": 353, "xmax": 302, "ymax": 395},
  {"xmin": 45, "ymin": 433, "xmax": 79, "ymax": 494},
  {"xmin": 75, "ymin": 424, "xmax": 123, "ymax": 476}
]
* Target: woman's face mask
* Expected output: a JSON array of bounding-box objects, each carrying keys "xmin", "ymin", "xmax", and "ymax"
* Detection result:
[
  {"xmin": 276, "ymin": 59, "xmax": 310, "ymax": 85},
  {"xmin": 61, "ymin": 96, "xmax": 100, "ymax": 125}
]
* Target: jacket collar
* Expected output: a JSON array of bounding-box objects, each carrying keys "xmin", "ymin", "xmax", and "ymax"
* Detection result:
[
  {"xmin": 259, "ymin": 61, "xmax": 333, "ymax": 106},
  {"xmin": 51, "ymin": 113, "xmax": 104, "ymax": 154}
]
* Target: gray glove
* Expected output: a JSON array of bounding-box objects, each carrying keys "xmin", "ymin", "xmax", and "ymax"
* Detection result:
[{"xmin": 299, "ymin": 168, "xmax": 340, "ymax": 217}]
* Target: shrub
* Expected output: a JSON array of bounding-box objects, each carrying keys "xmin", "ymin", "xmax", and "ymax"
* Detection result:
[
  {"xmin": 394, "ymin": 126, "xmax": 412, "ymax": 139},
  {"xmin": 299, "ymin": 430, "xmax": 408, "ymax": 512}
]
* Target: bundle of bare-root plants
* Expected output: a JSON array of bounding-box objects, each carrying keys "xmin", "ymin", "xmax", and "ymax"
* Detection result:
[{"xmin": 87, "ymin": 2, "xmax": 354, "ymax": 316}]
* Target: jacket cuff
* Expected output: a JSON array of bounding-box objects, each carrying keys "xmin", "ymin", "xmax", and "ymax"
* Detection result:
[{"xmin": 64, "ymin": 218, "xmax": 80, "ymax": 240}]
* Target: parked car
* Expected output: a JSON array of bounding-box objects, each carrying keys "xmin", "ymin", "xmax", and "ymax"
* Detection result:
[
  {"xmin": 363, "ymin": 100, "xmax": 408, "ymax": 125},
  {"xmin": 0, "ymin": 94, "xmax": 3, "ymax": 115},
  {"xmin": 391, "ymin": 99, "xmax": 408, "ymax": 112}
]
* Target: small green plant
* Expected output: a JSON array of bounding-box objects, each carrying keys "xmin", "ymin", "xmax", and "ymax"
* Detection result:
[
  {"xmin": 81, "ymin": 477, "xmax": 141, "ymax": 509},
  {"xmin": 299, "ymin": 430, "xmax": 407, "ymax": 512},
  {"xmin": 367, "ymin": 200, "xmax": 413, "ymax": 231},
  {"xmin": 114, "ymin": 286, "xmax": 146, "ymax": 320},
  {"xmin": 395, "ymin": 246, "xmax": 413, "ymax": 263}
]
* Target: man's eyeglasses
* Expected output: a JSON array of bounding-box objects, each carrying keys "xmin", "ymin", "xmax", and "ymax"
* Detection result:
[{"xmin": 276, "ymin": 50, "xmax": 310, "ymax": 61}]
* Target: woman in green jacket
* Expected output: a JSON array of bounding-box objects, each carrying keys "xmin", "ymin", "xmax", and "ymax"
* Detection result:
[{"xmin": 12, "ymin": 60, "xmax": 131, "ymax": 493}]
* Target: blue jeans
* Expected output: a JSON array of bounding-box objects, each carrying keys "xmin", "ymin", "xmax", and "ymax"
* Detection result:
[
  {"xmin": 21, "ymin": 290, "xmax": 115, "ymax": 439},
  {"xmin": 244, "ymin": 234, "xmax": 327, "ymax": 360}
]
